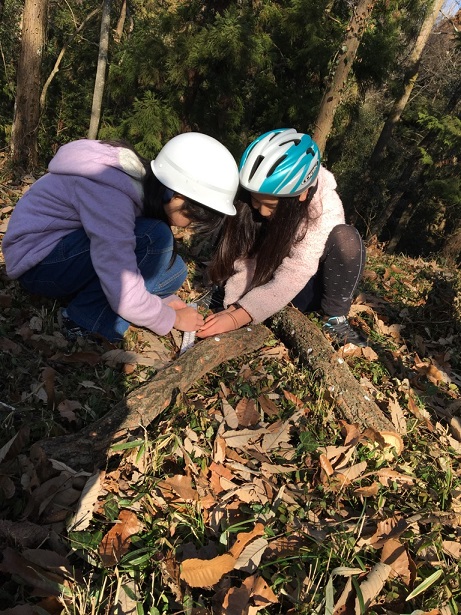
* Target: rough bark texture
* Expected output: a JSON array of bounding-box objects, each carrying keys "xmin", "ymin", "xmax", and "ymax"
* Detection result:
[
  {"xmin": 37, "ymin": 308, "xmax": 395, "ymax": 472},
  {"xmin": 370, "ymin": 0, "xmax": 445, "ymax": 166},
  {"xmin": 272, "ymin": 307, "xmax": 394, "ymax": 432},
  {"xmin": 11, "ymin": 0, "xmax": 49, "ymax": 172},
  {"xmin": 88, "ymin": 0, "xmax": 111, "ymax": 139},
  {"xmin": 37, "ymin": 325, "xmax": 272, "ymax": 470},
  {"xmin": 313, "ymin": 0, "xmax": 375, "ymax": 153}
]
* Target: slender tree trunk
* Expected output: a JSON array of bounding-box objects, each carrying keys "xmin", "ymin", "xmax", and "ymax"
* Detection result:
[
  {"xmin": 11, "ymin": 0, "xmax": 49, "ymax": 173},
  {"xmin": 313, "ymin": 0, "xmax": 376, "ymax": 154},
  {"xmin": 442, "ymin": 225, "xmax": 461, "ymax": 265},
  {"xmin": 368, "ymin": 165, "xmax": 419, "ymax": 239},
  {"xmin": 114, "ymin": 0, "xmax": 127, "ymax": 42},
  {"xmin": 369, "ymin": 0, "xmax": 445, "ymax": 166},
  {"xmin": 88, "ymin": 0, "xmax": 111, "ymax": 140},
  {"xmin": 386, "ymin": 200, "xmax": 419, "ymax": 253},
  {"xmin": 40, "ymin": 8, "xmax": 99, "ymax": 110}
]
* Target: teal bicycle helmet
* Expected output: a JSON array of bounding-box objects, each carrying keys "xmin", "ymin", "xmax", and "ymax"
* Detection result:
[{"xmin": 239, "ymin": 128, "xmax": 321, "ymax": 197}]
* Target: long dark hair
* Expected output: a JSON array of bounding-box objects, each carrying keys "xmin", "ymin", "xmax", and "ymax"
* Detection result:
[
  {"xmin": 208, "ymin": 187, "xmax": 317, "ymax": 290},
  {"xmin": 100, "ymin": 139, "xmax": 223, "ymax": 232}
]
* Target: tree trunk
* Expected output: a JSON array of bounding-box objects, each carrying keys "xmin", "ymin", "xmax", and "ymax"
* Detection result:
[
  {"xmin": 114, "ymin": 0, "xmax": 127, "ymax": 43},
  {"xmin": 369, "ymin": 0, "xmax": 445, "ymax": 166},
  {"xmin": 313, "ymin": 0, "xmax": 376, "ymax": 154},
  {"xmin": 442, "ymin": 224, "xmax": 461, "ymax": 266},
  {"xmin": 386, "ymin": 201, "xmax": 419, "ymax": 253},
  {"xmin": 40, "ymin": 8, "xmax": 100, "ymax": 110},
  {"xmin": 368, "ymin": 168, "xmax": 419, "ymax": 239},
  {"xmin": 271, "ymin": 308, "xmax": 394, "ymax": 432},
  {"xmin": 36, "ymin": 310, "xmax": 396, "ymax": 471},
  {"xmin": 10, "ymin": 0, "xmax": 49, "ymax": 173},
  {"xmin": 88, "ymin": 0, "xmax": 111, "ymax": 140}
]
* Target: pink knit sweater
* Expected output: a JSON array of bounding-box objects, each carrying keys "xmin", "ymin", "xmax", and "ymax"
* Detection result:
[{"xmin": 223, "ymin": 166, "xmax": 345, "ymax": 323}]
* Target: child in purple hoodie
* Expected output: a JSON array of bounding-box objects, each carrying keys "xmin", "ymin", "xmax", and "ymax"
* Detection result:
[{"xmin": 3, "ymin": 133, "xmax": 239, "ymax": 342}]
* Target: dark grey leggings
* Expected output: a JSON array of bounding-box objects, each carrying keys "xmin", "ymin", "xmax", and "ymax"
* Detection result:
[{"xmin": 291, "ymin": 224, "xmax": 366, "ymax": 317}]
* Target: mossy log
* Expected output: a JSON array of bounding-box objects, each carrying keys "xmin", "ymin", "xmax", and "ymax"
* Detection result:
[
  {"xmin": 272, "ymin": 307, "xmax": 394, "ymax": 432},
  {"xmin": 37, "ymin": 325, "xmax": 273, "ymax": 470},
  {"xmin": 37, "ymin": 307, "xmax": 394, "ymax": 471}
]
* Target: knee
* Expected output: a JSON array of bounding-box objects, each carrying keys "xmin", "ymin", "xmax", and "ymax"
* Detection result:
[
  {"xmin": 328, "ymin": 225, "xmax": 365, "ymax": 260},
  {"xmin": 135, "ymin": 218, "xmax": 174, "ymax": 251},
  {"xmin": 331, "ymin": 224, "xmax": 363, "ymax": 246}
]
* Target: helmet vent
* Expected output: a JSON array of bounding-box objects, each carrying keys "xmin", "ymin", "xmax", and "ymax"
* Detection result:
[
  {"xmin": 249, "ymin": 155, "xmax": 264, "ymax": 181},
  {"xmin": 267, "ymin": 155, "xmax": 287, "ymax": 177}
]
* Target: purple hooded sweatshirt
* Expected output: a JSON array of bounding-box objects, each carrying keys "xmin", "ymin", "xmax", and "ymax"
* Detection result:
[{"xmin": 3, "ymin": 139, "xmax": 176, "ymax": 335}]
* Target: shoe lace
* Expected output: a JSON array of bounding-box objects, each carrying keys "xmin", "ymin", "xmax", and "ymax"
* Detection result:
[{"xmin": 324, "ymin": 316, "xmax": 365, "ymax": 345}]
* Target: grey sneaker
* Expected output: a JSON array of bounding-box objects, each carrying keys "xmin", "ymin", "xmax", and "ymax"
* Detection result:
[
  {"xmin": 60, "ymin": 309, "xmax": 91, "ymax": 342},
  {"xmin": 322, "ymin": 316, "xmax": 368, "ymax": 348}
]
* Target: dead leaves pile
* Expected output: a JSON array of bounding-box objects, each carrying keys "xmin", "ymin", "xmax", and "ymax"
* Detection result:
[
  {"xmin": 2, "ymin": 364, "xmax": 454, "ymax": 614},
  {"xmin": 2, "ymin": 217, "xmax": 461, "ymax": 613}
]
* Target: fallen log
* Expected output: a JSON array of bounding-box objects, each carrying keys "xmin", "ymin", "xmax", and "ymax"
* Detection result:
[
  {"xmin": 37, "ymin": 324, "xmax": 272, "ymax": 470},
  {"xmin": 37, "ymin": 307, "xmax": 394, "ymax": 471},
  {"xmin": 271, "ymin": 307, "xmax": 394, "ymax": 432}
]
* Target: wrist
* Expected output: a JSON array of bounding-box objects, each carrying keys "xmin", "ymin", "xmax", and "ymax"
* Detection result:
[{"xmin": 231, "ymin": 307, "xmax": 252, "ymax": 327}]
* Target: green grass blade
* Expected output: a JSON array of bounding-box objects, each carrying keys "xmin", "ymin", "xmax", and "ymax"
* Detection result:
[{"xmin": 405, "ymin": 569, "xmax": 444, "ymax": 601}]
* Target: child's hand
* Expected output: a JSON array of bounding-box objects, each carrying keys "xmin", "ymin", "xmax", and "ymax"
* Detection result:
[
  {"xmin": 196, "ymin": 310, "xmax": 239, "ymax": 338},
  {"xmin": 162, "ymin": 295, "xmax": 187, "ymax": 310},
  {"xmin": 173, "ymin": 305, "xmax": 204, "ymax": 332}
]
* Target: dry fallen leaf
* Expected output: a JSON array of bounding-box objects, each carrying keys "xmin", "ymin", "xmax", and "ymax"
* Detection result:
[
  {"xmin": 69, "ymin": 470, "xmax": 105, "ymax": 531},
  {"xmin": 58, "ymin": 399, "xmax": 81, "ymax": 422},
  {"xmin": 235, "ymin": 398, "xmax": 260, "ymax": 427},
  {"xmin": 229, "ymin": 523, "xmax": 265, "ymax": 558},
  {"xmin": 157, "ymin": 474, "xmax": 198, "ymax": 501},
  {"xmin": 99, "ymin": 509, "xmax": 143, "ymax": 567},
  {"xmin": 180, "ymin": 553, "xmax": 236, "ymax": 587},
  {"xmin": 353, "ymin": 482, "xmax": 380, "ymax": 497},
  {"xmin": 354, "ymin": 562, "xmax": 392, "ymax": 613},
  {"xmin": 234, "ymin": 537, "xmax": 269, "ymax": 573},
  {"xmin": 442, "ymin": 540, "xmax": 461, "ymax": 560},
  {"xmin": 0, "ymin": 426, "xmax": 30, "ymax": 465},
  {"xmin": 381, "ymin": 538, "xmax": 415, "ymax": 585},
  {"xmin": 222, "ymin": 399, "xmax": 239, "ymax": 429},
  {"xmin": 257, "ymin": 393, "xmax": 280, "ymax": 418}
]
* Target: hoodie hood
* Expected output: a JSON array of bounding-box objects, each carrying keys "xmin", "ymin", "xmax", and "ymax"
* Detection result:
[{"xmin": 48, "ymin": 139, "xmax": 147, "ymax": 181}]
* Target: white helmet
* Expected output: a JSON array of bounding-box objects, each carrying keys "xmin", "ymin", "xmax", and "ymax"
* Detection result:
[{"xmin": 151, "ymin": 132, "xmax": 238, "ymax": 215}]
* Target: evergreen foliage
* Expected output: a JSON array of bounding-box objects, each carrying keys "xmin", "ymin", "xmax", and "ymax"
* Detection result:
[{"xmin": 0, "ymin": 0, "xmax": 459, "ymax": 259}]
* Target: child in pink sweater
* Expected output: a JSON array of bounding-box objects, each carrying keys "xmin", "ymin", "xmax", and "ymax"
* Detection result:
[{"xmin": 197, "ymin": 128, "xmax": 367, "ymax": 347}]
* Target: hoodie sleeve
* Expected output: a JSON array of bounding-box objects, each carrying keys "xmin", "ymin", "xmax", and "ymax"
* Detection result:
[
  {"xmin": 223, "ymin": 167, "xmax": 345, "ymax": 323},
  {"xmin": 73, "ymin": 177, "xmax": 176, "ymax": 335}
]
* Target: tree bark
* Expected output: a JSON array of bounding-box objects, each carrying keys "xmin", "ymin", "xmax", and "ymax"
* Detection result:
[
  {"xmin": 10, "ymin": 0, "xmax": 49, "ymax": 173},
  {"xmin": 88, "ymin": 0, "xmax": 111, "ymax": 139},
  {"xmin": 313, "ymin": 0, "xmax": 376, "ymax": 154},
  {"xmin": 369, "ymin": 0, "xmax": 445, "ymax": 166},
  {"xmin": 36, "ymin": 307, "xmax": 398, "ymax": 472},
  {"xmin": 36, "ymin": 325, "xmax": 273, "ymax": 470},
  {"xmin": 386, "ymin": 200, "xmax": 419, "ymax": 253},
  {"xmin": 271, "ymin": 307, "xmax": 395, "ymax": 432},
  {"xmin": 114, "ymin": 0, "xmax": 127, "ymax": 42}
]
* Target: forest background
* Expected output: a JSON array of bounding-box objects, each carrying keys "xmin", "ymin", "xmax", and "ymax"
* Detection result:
[
  {"xmin": 1, "ymin": 1, "xmax": 461, "ymax": 614},
  {"xmin": 0, "ymin": 0, "xmax": 460, "ymax": 260}
]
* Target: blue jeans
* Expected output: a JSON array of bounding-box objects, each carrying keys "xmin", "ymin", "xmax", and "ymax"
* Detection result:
[{"xmin": 19, "ymin": 218, "xmax": 187, "ymax": 341}]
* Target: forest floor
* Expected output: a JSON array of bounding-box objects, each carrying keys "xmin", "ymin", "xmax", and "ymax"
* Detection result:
[{"xmin": 1, "ymin": 174, "xmax": 461, "ymax": 615}]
